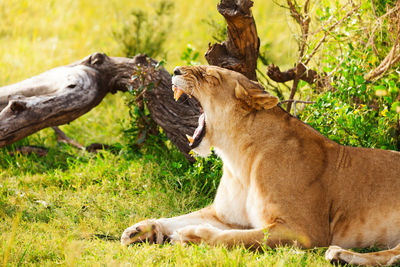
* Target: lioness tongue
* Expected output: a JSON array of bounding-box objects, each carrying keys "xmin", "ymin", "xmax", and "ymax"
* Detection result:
[{"xmin": 188, "ymin": 113, "xmax": 206, "ymax": 148}]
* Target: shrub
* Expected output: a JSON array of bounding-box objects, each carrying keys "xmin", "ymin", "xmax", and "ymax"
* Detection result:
[
  {"xmin": 300, "ymin": 51, "xmax": 400, "ymax": 150},
  {"xmin": 298, "ymin": 1, "xmax": 400, "ymax": 151},
  {"xmin": 114, "ymin": 1, "xmax": 173, "ymax": 154},
  {"xmin": 114, "ymin": 0, "xmax": 174, "ymax": 59}
]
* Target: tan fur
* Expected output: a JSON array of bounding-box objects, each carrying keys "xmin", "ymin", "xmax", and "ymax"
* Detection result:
[{"xmin": 121, "ymin": 66, "xmax": 400, "ymax": 266}]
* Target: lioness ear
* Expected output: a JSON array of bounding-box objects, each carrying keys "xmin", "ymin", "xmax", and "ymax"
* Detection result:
[
  {"xmin": 234, "ymin": 81, "xmax": 278, "ymax": 110},
  {"xmin": 234, "ymin": 80, "xmax": 248, "ymax": 99}
]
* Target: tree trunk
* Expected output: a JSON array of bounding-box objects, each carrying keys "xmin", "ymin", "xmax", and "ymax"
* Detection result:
[
  {"xmin": 0, "ymin": 53, "xmax": 200, "ymax": 162},
  {"xmin": 205, "ymin": 0, "xmax": 260, "ymax": 81}
]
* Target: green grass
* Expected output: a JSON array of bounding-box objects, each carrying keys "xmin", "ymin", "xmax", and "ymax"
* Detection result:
[
  {"xmin": 0, "ymin": 147, "xmax": 335, "ymax": 266},
  {"xmin": 1, "ymin": 0, "xmax": 341, "ymax": 266}
]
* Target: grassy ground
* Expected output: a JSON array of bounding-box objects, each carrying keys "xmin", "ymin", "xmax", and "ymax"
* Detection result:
[
  {"xmin": 0, "ymin": 147, "xmax": 334, "ymax": 266},
  {"xmin": 1, "ymin": 1, "xmax": 340, "ymax": 266}
]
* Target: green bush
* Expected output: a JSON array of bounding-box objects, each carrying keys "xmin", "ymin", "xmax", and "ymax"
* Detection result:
[
  {"xmin": 300, "ymin": 57, "xmax": 400, "ymax": 150},
  {"xmin": 298, "ymin": 1, "xmax": 400, "ymax": 151}
]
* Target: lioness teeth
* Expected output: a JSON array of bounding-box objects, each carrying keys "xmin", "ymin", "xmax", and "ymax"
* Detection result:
[
  {"xmin": 186, "ymin": 134, "xmax": 194, "ymax": 144},
  {"xmin": 174, "ymin": 88, "xmax": 184, "ymax": 101}
]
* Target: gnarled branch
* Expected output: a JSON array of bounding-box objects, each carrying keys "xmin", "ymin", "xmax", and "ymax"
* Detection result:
[
  {"xmin": 205, "ymin": 0, "xmax": 259, "ymax": 81},
  {"xmin": 267, "ymin": 63, "xmax": 333, "ymax": 91}
]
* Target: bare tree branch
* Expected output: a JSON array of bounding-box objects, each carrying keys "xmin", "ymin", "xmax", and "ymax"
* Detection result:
[
  {"xmin": 365, "ymin": 43, "xmax": 400, "ymax": 81},
  {"xmin": 8, "ymin": 146, "xmax": 48, "ymax": 157},
  {"xmin": 365, "ymin": 2, "xmax": 400, "ymax": 81},
  {"xmin": 287, "ymin": 0, "xmax": 311, "ymax": 60},
  {"xmin": 52, "ymin": 126, "xmax": 85, "ymax": 150},
  {"xmin": 280, "ymin": 99, "xmax": 316, "ymax": 117},
  {"xmin": 205, "ymin": 0, "xmax": 260, "ymax": 81},
  {"xmin": 267, "ymin": 63, "xmax": 333, "ymax": 90}
]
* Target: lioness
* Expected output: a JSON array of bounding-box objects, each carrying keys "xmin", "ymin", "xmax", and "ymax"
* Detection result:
[{"xmin": 121, "ymin": 65, "xmax": 400, "ymax": 266}]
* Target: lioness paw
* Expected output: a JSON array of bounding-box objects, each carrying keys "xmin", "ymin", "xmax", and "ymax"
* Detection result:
[
  {"xmin": 171, "ymin": 224, "xmax": 221, "ymax": 245},
  {"xmin": 325, "ymin": 246, "xmax": 346, "ymax": 263},
  {"xmin": 121, "ymin": 219, "xmax": 165, "ymax": 245},
  {"xmin": 325, "ymin": 245, "xmax": 364, "ymax": 265},
  {"xmin": 387, "ymin": 254, "xmax": 400, "ymax": 265}
]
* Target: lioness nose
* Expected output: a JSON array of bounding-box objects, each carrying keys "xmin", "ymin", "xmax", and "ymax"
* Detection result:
[{"xmin": 173, "ymin": 67, "xmax": 182, "ymax": 76}]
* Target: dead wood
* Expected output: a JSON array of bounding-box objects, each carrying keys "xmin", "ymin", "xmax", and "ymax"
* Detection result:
[
  {"xmin": 267, "ymin": 63, "xmax": 334, "ymax": 91},
  {"xmin": 8, "ymin": 146, "xmax": 48, "ymax": 157},
  {"xmin": 0, "ymin": 53, "xmax": 201, "ymax": 162},
  {"xmin": 205, "ymin": 0, "xmax": 260, "ymax": 81},
  {"xmin": 365, "ymin": 2, "xmax": 400, "ymax": 81},
  {"xmin": 0, "ymin": 0, "xmax": 261, "ymax": 162},
  {"xmin": 52, "ymin": 126, "xmax": 85, "ymax": 150},
  {"xmin": 365, "ymin": 43, "xmax": 400, "ymax": 81},
  {"xmin": 86, "ymin": 143, "xmax": 111, "ymax": 153}
]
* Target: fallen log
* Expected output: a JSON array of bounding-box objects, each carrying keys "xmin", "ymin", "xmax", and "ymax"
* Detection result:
[{"xmin": 0, "ymin": 53, "xmax": 201, "ymax": 162}]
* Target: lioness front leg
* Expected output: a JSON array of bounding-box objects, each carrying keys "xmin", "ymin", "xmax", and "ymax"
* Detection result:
[
  {"xmin": 171, "ymin": 223, "xmax": 312, "ymax": 249},
  {"xmin": 121, "ymin": 206, "xmax": 232, "ymax": 245},
  {"xmin": 325, "ymin": 244, "xmax": 400, "ymax": 266}
]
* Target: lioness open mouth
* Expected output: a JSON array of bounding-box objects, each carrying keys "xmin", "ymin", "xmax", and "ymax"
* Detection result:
[{"xmin": 172, "ymin": 84, "xmax": 206, "ymax": 149}]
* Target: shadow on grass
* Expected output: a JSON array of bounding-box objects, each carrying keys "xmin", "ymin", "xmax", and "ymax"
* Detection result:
[
  {"xmin": 0, "ymin": 144, "xmax": 88, "ymax": 175},
  {"xmin": 92, "ymin": 233, "xmax": 120, "ymax": 241}
]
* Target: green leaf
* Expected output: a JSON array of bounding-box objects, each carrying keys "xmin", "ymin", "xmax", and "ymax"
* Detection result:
[{"xmin": 391, "ymin": 102, "xmax": 400, "ymax": 113}]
